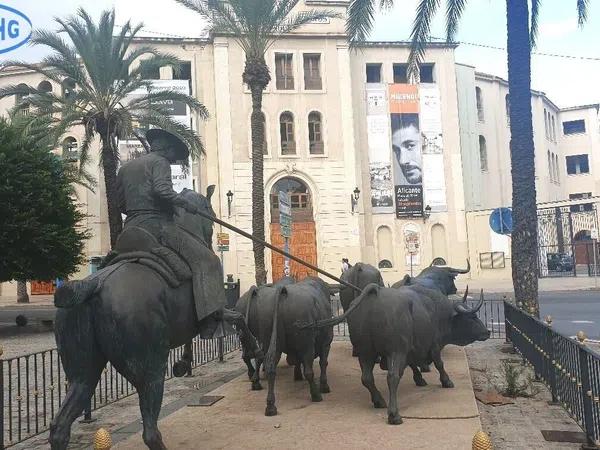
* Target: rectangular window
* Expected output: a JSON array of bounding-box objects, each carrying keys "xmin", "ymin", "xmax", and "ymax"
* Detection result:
[
  {"xmin": 303, "ymin": 54, "xmax": 322, "ymax": 90},
  {"xmin": 173, "ymin": 62, "xmax": 192, "ymax": 80},
  {"xmin": 566, "ymin": 154, "xmax": 590, "ymax": 175},
  {"xmin": 366, "ymin": 63, "xmax": 382, "ymax": 83},
  {"xmin": 275, "ymin": 53, "xmax": 294, "ymax": 90},
  {"xmin": 563, "ymin": 119, "xmax": 586, "ymax": 135},
  {"xmin": 393, "ymin": 64, "xmax": 408, "ymax": 83},
  {"xmin": 419, "ymin": 64, "xmax": 434, "ymax": 83}
]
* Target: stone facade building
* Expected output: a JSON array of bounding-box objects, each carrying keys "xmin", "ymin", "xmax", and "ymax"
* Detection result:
[{"xmin": 1, "ymin": 0, "xmax": 598, "ymax": 294}]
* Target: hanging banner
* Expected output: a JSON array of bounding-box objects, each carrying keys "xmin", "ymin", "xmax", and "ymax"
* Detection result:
[
  {"xmin": 366, "ymin": 84, "xmax": 394, "ymax": 212},
  {"xmin": 389, "ymin": 84, "xmax": 423, "ymax": 218},
  {"xmin": 118, "ymin": 79, "xmax": 193, "ymax": 193},
  {"xmin": 419, "ymin": 83, "xmax": 447, "ymax": 212}
]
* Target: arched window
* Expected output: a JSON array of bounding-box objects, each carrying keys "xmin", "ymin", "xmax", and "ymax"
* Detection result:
[
  {"xmin": 61, "ymin": 78, "xmax": 76, "ymax": 101},
  {"xmin": 505, "ymin": 94, "xmax": 510, "ymax": 125},
  {"xmin": 476, "ymin": 87, "xmax": 484, "ymax": 122},
  {"xmin": 377, "ymin": 226, "xmax": 394, "ymax": 269},
  {"xmin": 308, "ymin": 111, "xmax": 324, "ymax": 155},
  {"xmin": 554, "ymin": 153, "xmax": 560, "ymax": 183},
  {"xmin": 37, "ymin": 81, "xmax": 52, "ymax": 93},
  {"xmin": 15, "ymin": 83, "xmax": 30, "ymax": 116},
  {"xmin": 270, "ymin": 177, "xmax": 312, "ymax": 222},
  {"xmin": 279, "ymin": 111, "xmax": 296, "ymax": 155},
  {"xmin": 479, "ymin": 135, "xmax": 488, "ymax": 171},
  {"xmin": 61, "ymin": 137, "xmax": 79, "ymax": 162}
]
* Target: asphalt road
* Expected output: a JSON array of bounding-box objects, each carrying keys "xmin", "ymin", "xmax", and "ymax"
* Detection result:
[
  {"xmin": 485, "ymin": 290, "xmax": 600, "ymax": 340},
  {"xmin": 1, "ymin": 290, "xmax": 600, "ymax": 339}
]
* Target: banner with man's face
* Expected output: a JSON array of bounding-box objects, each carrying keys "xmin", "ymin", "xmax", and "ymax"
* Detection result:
[{"xmin": 389, "ymin": 84, "xmax": 423, "ymax": 218}]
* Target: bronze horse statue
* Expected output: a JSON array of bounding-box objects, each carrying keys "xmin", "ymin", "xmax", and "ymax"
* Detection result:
[{"xmin": 49, "ymin": 187, "xmax": 260, "ymax": 450}]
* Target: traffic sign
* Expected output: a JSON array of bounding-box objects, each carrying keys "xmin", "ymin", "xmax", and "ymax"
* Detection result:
[
  {"xmin": 279, "ymin": 191, "xmax": 292, "ymax": 238},
  {"xmin": 489, "ymin": 207, "xmax": 513, "ymax": 235},
  {"xmin": 217, "ymin": 232, "xmax": 230, "ymax": 252}
]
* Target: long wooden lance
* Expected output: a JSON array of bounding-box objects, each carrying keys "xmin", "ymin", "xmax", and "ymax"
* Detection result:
[{"xmin": 194, "ymin": 208, "xmax": 363, "ymax": 293}]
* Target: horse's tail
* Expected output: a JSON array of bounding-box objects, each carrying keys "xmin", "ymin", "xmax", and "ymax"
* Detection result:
[
  {"xmin": 54, "ymin": 278, "xmax": 99, "ymax": 308},
  {"xmin": 297, "ymin": 283, "xmax": 377, "ymax": 330},
  {"xmin": 264, "ymin": 286, "xmax": 286, "ymax": 376}
]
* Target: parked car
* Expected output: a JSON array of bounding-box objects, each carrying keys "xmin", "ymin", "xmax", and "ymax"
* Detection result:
[{"xmin": 547, "ymin": 253, "xmax": 574, "ymax": 272}]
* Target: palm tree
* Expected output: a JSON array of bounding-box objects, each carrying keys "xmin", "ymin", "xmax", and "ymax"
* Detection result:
[
  {"xmin": 176, "ymin": 0, "xmax": 339, "ymax": 285},
  {"xmin": 347, "ymin": 0, "xmax": 589, "ymax": 317},
  {"xmin": 0, "ymin": 8, "xmax": 208, "ymax": 248}
]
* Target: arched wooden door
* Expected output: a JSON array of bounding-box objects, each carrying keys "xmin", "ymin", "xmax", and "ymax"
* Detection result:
[{"xmin": 270, "ymin": 177, "xmax": 317, "ymax": 282}]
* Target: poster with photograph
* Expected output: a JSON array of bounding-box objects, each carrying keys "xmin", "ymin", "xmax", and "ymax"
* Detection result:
[
  {"xmin": 389, "ymin": 84, "xmax": 423, "ymax": 218},
  {"xmin": 118, "ymin": 79, "xmax": 193, "ymax": 193},
  {"xmin": 419, "ymin": 83, "xmax": 447, "ymax": 211},
  {"xmin": 366, "ymin": 85, "xmax": 394, "ymax": 212}
]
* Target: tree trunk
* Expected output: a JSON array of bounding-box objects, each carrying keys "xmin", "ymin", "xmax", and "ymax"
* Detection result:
[
  {"xmin": 100, "ymin": 133, "xmax": 123, "ymax": 249},
  {"xmin": 506, "ymin": 0, "xmax": 539, "ymax": 316},
  {"xmin": 249, "ymin": 84, "xmax": 267, "ymax": 285},
  {"xmin": 16, "ymin": 280, "xmax": 29, "ymax": 303}
]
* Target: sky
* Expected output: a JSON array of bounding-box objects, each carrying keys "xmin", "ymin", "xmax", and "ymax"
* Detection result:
[{"xmin": 1, "ymin": 0, "xmax": 598, "ymax": 108}]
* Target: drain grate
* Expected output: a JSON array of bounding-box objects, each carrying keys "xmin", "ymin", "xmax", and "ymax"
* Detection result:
[
  {"xmin": 541, "ymin": 430, "xmax": 587, "ymax": 444},
  {"xmin": 188, "ymin": 395, "xmax": 225, "ymax": 407}
]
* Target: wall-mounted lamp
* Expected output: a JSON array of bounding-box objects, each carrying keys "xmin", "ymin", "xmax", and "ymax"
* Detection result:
[
  {"xmin": 226, "ymin": 190, "xmax": 234, "ymax": 218},
  {"xmin": 351, "ymin": 187, "xmax": 361, "ymax": 214},
  {"xmin": 423, "ymin": 204, "xmax": 432, "ymax": 222}
]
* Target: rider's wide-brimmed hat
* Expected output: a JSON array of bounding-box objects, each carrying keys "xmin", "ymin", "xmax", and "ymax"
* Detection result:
[{"xmin": 146, "ymin": 129, "xmax": 189, "ymax": 161}]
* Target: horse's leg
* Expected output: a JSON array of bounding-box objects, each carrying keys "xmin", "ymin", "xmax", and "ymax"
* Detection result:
[
  {"xmin": 49, "ymin": 355, "xmax": 105, "ymax": 450},
  {"xmin": 173, "ymin": 341, "xmax": 193, "ymax": 378},
  {"xmin": 137, "ymin": 375, "xmax": 168, "ymax": 450}
]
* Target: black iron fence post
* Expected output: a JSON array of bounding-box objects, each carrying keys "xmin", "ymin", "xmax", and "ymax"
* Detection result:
[
  {"xmin": 578, "ymin": 344, "xmax": 596, "ymax": 448},
  {"xmin": 1, "ymin": 345, "xmax": 5, "ymax": 450},
  {"xmin": 545, "ymin": 327, "xmax": 558, "ymax": 404}
]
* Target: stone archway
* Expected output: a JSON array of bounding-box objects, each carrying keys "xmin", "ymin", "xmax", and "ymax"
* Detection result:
[{"xmin": 269, "ymin": 177, "xmax": 317, "ymax": 282}]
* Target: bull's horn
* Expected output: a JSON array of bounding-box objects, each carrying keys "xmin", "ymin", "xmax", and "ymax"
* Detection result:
[
  {"xmin": 462, "ymin": 286, "xmax": 469, "ymax": 303},
  {"xmin": 474, "ymin": 289, "xmax": 484, "ymax": 312},
  {"xmin": 450, "ymin": 259, "xmax": 470, "ymax": 274}
]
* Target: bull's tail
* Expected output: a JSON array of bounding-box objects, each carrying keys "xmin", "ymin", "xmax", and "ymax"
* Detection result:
[
  {"xmin": 54, "ymin": 278, "xmax": 99, "ymax": 308},
  {"xmin": 298, "ymin": 283, "xmax": 378, "ymax": 330},
  {"xmin": 264, "ymin": 286, "xmax": 286, "ymax": 375}
]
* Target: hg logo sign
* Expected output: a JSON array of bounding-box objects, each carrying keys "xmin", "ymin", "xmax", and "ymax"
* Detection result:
[{"xmin": 0, "ymin": 4, "xmax": 32, "ymax": 54}]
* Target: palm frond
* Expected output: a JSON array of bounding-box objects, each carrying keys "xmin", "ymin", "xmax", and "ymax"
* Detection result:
[
  {"xmin": 530, "ymin": 0, "xmax": 541, "ymax": 48},
  {"xmin": 346, "ymin": 0, "xmax": 377, "ymax": 45},
  {"xmin": 408, "ymin": 0, "xmax": 441, "ymax": 82},
  {"xmin": 577, "ymin": 0, "xmax": 589, "ymax": 26},
  {"xmin": 446, "ymin": 0, "xmax": 467, "ymax": 42}
]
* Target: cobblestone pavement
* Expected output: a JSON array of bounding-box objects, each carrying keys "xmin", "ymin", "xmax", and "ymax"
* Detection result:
[
  {"xmin": 1, "ymin": 331, "xmax": 56, "ymax": 358},
  {"xmin": 467, "ymin": 340, "xmax": 583, "ymax": 449},
  {"xmin": 8, "ymin": 350, "xmax": 247, "ymax": 449}
]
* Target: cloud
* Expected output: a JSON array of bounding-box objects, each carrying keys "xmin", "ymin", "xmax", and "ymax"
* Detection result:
[{"xmin": 539, "ymin": 18, "xmax": 578, "ymax": 39}]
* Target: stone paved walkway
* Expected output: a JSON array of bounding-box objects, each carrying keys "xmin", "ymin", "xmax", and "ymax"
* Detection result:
[{"xmin": 467, "ymin": 340, "xmax": 583, "ymax": 449}]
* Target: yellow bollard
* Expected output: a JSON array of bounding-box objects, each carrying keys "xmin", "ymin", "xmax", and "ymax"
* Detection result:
[
  {"xmin": 472, "ymin": 430, "xmax": 493, "ymax": 450},
  {"xmin": 0, "ymin": 343, "xmax": 4, "ymax": 357},
  {"xmin": 577, "ymin": 331, "xmax": 587, "ymax": 343},
  {"xmin": 544, "ymin": 315, "xmax": 553, "ymax": 326},
  {"xmin": 94, "ymin": 428, "xmax": 112, "ymax": 450}
]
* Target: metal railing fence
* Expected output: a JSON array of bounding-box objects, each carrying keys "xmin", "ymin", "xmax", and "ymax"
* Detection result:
[{"xmin": 505, "ymin": 301, "xmax": 600, "ymax": 447}]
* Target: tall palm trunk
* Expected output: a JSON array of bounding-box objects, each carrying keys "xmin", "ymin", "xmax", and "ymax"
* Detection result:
[
  {"xmin": 16, "ymin": 280, "xmax": 29, "ymax": 303},
  {"xmin": 99, "ymin": 130, "xmax": 123, "ymax": 249},
  {"xmin": 243, "ymin": 57, "xmax": 271, "ymax": 286},
  {"xmin": 506, "ymin": 0, "xmax": 539, "ymax": 316}
]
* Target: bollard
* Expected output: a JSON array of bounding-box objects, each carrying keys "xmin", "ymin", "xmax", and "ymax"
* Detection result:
[
  {"xmin": 472, "ymin": 430, "xmax": 493, "ymax": 450},
  {"xmin": 94, "ymin": 428, "xmax": 112, "ymax": 450},
  {"xmin": 544, "ymin": 315, "xmax": 553, "ymax": 327},
  {"xmin": 577, "ymin": 331, "xmax": 588, "ymax": 344}
]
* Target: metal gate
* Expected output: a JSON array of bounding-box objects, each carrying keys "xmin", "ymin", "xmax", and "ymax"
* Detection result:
[{"xmin": 537, "ymin": 203, "xmax": 599, "ymax": 278}]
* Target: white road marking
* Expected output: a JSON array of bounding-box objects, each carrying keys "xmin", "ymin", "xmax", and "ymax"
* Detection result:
[{"xmin": 571, "ymin": 320, "xmax": 594, "ymax": 324}]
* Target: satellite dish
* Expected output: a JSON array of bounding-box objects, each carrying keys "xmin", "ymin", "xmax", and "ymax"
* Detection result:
[{"xmin": 489, "ymin": 207, "xmax": 513, "ymax": 235}]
